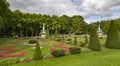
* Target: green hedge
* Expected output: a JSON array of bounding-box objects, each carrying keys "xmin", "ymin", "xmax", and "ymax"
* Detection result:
[
  {"xmin": 51, "ymin": 48, "xmax": 65, "ymax": 57},
  {"xmin": 28, "ymin": 40, "xmax": 37, "ymax": 44},
  {"xmin": 80, "ymin": 42, "xmax": 86, "ymax": 47},
  {"xmin": 66, "ymin": 38, "xmax": 72, "ymax": 41},
  {"xmin": 0, "ymin": 58, "xmax": 20, "ymax": 66},
  {"xmin": 69, "ymin": 47, "xmax": 81, "ymax": 54}
]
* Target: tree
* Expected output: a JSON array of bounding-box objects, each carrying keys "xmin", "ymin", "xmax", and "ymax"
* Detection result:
[
  {"xmin": 0, "ymin": 0, "xmax": 87, "ymax": 37},
  {"xmin": 71, "ymin": 15, "xmax": 85, "ymax": 34},
  {"xmin": 105, "ymin": 21, "xmax": 120, "ymax": 49},
  {"xmin": 33, "ymin": 41, "xmax": 43, "ymax": 60},
  {"xmin": 74, "ymin": 36, "xmax": 78, "ymax": 46},
  {"xmin": 89, "ymin": 24, "xmax": 101, "ymax": 51}
]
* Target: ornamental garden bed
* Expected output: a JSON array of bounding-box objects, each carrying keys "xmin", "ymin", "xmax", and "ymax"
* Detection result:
[{"xmin": 0, "ymin": 46, "xmax": 27, "ymax": 57}]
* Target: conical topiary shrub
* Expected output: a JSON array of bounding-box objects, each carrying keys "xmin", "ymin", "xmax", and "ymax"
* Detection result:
[
  {"xmin": 54, "ymin": 28, "xmax": 59, "ymax": 41},
  {"xmin": 74, "ymin": 36, "xmax": 78, "ymax": 46},
  {"xmin": 33, "ymin": 41, "xmax": 43, "ymax": 60},
  {"xmin": 46, "ymin": 28, "xmax": 50, "ymax": 39},
  {"xmin": 105, "ymin": 21, "xmax": 120, "ymax": 49},
  {"xmin": 85, "ymin": 35, "xmax": 89, "ymax": 44},
  {"xmin": 88, "ymin": 24, "xmax": 101, "ymax": 51},
  {"xmin": 81, "ymin": 35, "xmax": 89, "ymax": 47}
]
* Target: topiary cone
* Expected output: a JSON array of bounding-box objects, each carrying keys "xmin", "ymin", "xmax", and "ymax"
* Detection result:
[
  {"xmin": 89, "ymin": 24, "xmax": 101, "ymax": 51},
  {"xmin": 105, "ymin": 21, "xmax": 120, "ymax": 49},
  {"xmin": 33, "ymin": 41, "xmax": 43, "ymax": 60}
]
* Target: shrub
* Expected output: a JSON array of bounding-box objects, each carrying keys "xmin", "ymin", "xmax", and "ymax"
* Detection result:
[
  {"xmin": 46, "ymin": 28, "xmax": 50, "ymax": 39},
  {"xmin": 66, "ymin": 38, "xmax": 72, "ymax": 41},
  {"xmin": 74, "ymin": 36, "xmax": 78, "ymax": 46},
  {"xmin": 69, "ymin": 47, "xmax": 81, "ymax": 54},
  {"xmin": 0, "ymin": 58, "xmax": 20, "ymax": 66},
  {"xmin": 88, "ymin": 24, "xmax": 101, "ymax": 51},
  {"xmin": 33, "ymin": 41, "xmax": 43, "ymax": 60},
  {"xmin": 51, "ymin": 48, "xmax": 65, "ymax": 57},
  {"xmin": 85, "ymin": 35, "xmax": 89, "ymax": 44},
  {"xmin": 105, "ymin": 21, "xmax": 120, "ymax": 49},
  {"xmin": 80, "ymin": 42, "xmax": 86, "ymax": 47},
  {"xmin": 99, "ymin": 37, "xmax": 103, "ymax": 39},
  {"xmin": 28, "ymin": 40, "xmax": 37, "ymax": 44},
  {"xmin": 57, "ymin": 38, "xmax": 62, "ymax": 42},
  {"xmin": 54, "ymin": 28, "xmax": 59, "ymax": 41},
  {"xmin": 66, "ymin": 41, "xmax": 73, "ymax": 44}
]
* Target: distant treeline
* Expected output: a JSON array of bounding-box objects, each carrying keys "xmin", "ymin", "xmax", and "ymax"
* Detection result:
[
  {"xmin": 89, "ymin": 18, "xmax": 120, "ymax": 34},
  {"xmin": 0, "ymin": 0, "xmax": 87, "ymax": 37}
]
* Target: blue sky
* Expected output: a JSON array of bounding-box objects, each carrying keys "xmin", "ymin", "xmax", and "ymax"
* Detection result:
[{"xmin": 7, "ymin": 0, "xmax": 120, "ymax": 24}]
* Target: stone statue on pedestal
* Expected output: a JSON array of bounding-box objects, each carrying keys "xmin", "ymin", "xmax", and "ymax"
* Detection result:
[
  {"xmin": 40, "ymin": 23, "xmax": 46, "ymax": 39},
  {"xmin": 97, "ymin": 24, "xmax": 103, "ymax": 38}
]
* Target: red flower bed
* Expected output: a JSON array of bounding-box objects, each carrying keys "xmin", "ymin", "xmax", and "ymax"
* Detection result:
[
  {"xmin": 0, "ymin": 51, "xmax": 27, "ymax": 57},
  {"xmin": 50, "ymin": 48, "xmax": 56, "ymax": 52},
  {"xmin": 63, "ymin": 46, "xmax": 69, "ymax": 51},
  {"xmin": 0, "ymin": 46, "xmax": 27, "ymax": 57},
  {"xmin": 50, "ymin": 42, "xmax": 70, "ymax": 52}
]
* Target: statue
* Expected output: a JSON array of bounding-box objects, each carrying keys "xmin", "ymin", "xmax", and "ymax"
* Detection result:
[
  {"xmin": 40, "ymin": 23, "xmax": 46, "ymax": 39},
  {"xmin": 97, "ymin": 24, "xmax": 103, "ymax": 38}
]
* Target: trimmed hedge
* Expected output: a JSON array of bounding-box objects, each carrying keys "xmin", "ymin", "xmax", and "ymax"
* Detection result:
[
  {"xmin": 69, "ymin": 47, "xmax": 81, "ymax": 54},
  {"xmin": 28, "ymin": 40, "xmax": 37, "ymax": 44},
  {"xmin": 51, "ymin": 48, "xmax": 65, "ymax": 57}
]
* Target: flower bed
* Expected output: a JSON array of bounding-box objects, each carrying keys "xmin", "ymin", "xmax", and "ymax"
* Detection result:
[
  {"xmin": 0, "ymin": 46, "xmax": 27, "ymax": 57},
  {"xmin": 9, "ymin": 40, "xmax": 21, "ymax": 44},
  {"xmin": 0, "ymin": 51, "xmax": 27, "ymax": 57},
  {"xmin": 50, "ymin": 42, "xmax": 70, "ymax": 57},
  {"xmin": 52, "ymin": 42, "xmax": 70, "ymax": 52}
]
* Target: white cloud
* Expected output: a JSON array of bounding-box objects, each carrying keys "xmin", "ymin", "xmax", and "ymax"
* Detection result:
[{"xmin": 7, "ymin": 0, "xmax": 120, "ymax": 23}]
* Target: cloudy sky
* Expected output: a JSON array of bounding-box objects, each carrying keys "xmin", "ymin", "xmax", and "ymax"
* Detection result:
[{"xmin": 7, "ymin": 0, "xmax": 120, "ymax": 23}]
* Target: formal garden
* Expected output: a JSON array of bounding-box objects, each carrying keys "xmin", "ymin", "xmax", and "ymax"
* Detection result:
[
  {"xmin": 0, "ymin": 20, "xmax": 120, "ymax": 66},
  {"xmin": 1, "ymin": 0, "xmax": 120, "ymax": 66}
]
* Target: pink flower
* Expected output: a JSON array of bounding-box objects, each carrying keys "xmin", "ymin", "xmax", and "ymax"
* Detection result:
[
  {"xmin": 63, "ymin": 46, "xmax": 69, "ymax": 51},
  {"xmin": 50, "ymin": 48, "xmax": 56, "ymax": 52},
  {"xmin": 0, "ymin": 51, "xmax": 27, "ymax": 57},
  {"xmin": 0, "ymin": 52, "xmax": 10, "ymax": 57}
]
